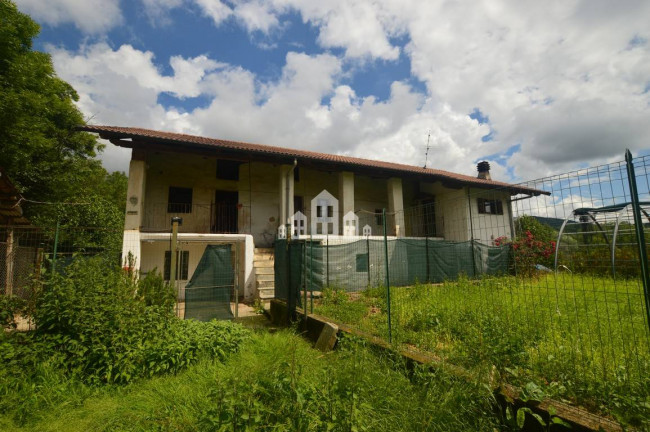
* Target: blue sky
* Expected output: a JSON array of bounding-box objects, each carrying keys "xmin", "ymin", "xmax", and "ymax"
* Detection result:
[{"xmin": 15, "ymin": 0, "xmax": 650, "ymax": 180}]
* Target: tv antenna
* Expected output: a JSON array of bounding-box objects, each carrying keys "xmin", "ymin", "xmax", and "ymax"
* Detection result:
[{"xmin": 423, "ymin": 130, "xmax": 431, "ymax": 168}]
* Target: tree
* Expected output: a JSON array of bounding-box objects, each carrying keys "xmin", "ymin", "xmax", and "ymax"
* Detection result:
[{"xmin": 0, "ymin": 0, "xmax": 126, "ymax": 236}]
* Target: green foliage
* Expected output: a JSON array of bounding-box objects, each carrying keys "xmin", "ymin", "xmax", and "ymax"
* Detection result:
[
  {"xmin": 0, "ymin": 0, "xmax": 127, "ymax": 234},
  {"xmin": 0, "ymin": 331, "xmax": 504, "ymax": 431},
  {"xmin": 0, "ymin": 294, "xmax": 26, "ymax": 329},
  {"xmin": 314, "ymin": 274, "xmax": 650, "ymax": 428},
  {"xmin": 515, "ymin": 215, "xmax": 557, "ymax": 244},
  {"xmin": 0, "ymin": 258, "xmax": 250, "ymax": 426}
]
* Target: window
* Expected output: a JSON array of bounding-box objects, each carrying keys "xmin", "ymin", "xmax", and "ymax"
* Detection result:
[
  {"xmin": 216, "ymin": 159, "xmax": 241, "ymax": 180},
  {"xmin": 375, "ymin": 208, "xmax": 384, "ymax": 226},
  {"xmin": 164, "ymin": 250, "xmax": 189, "ymax": 280},
  {"xmin": 294, "ymin": 195, "xmax": 304, "ymax": 213},
  {"xmin": 168, "ymin": 187, "xmax": 192, "ymax": 213},
  {"xmin": 477, "ymin": 198, "xmax": 503, "ymax": 215},
  {"xmin": 293, "ymin": 166, "xmax": 300, "ymax": 182}
]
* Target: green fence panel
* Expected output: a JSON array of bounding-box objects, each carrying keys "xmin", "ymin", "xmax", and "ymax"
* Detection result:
[{"xmin": 184, "ymin": 244, "xmax": 234, "ymax": 321}]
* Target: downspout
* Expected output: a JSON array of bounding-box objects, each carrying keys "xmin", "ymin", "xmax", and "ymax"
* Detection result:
[{"xmin": 285, "ymin": 159, "xmax": 298, "ymax": 239}]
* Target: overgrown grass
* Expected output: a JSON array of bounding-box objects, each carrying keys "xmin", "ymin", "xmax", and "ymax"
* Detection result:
[
  {"xmin": 0, "ymin": 331, "xmax": 504, "ymax": 432},
  {"xmin": 314, "ymin": 274, "xmax": 650, "ymax": 428}
]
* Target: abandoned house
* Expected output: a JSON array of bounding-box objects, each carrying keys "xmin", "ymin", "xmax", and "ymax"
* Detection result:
[{"xmin": 79, "ymin": 125, "xmax": 544, "ymax": 303}]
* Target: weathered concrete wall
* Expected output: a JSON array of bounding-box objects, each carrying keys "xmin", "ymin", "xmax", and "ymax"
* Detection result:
[
  {"xmin": 143, "ymin": 152, "xmax": 240, "ymax": 233},
  {"xmin": 238, "ymin": 161, "xmax": 281, "ymax": 246},
  {"xmin": 420, "ymin": 182, "xmax": 470, "ymax": 242},
  {"xmin": 139, "ymin": 233, "xmax": 255, "ymax": 301},
  {"xmin": 468, "ymin": 188, "xmax": 513, "ymax": 244}
]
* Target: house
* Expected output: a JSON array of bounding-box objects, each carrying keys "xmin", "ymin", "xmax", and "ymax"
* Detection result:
[{"xmin": 79, "ymin": 125, "xmax": 546, "ymax": 302}]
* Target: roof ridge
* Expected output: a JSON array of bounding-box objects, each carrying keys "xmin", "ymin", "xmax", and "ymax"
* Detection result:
[{"xmin": 77, "ymin": 124, "xmax": 548, "ymax": 195}]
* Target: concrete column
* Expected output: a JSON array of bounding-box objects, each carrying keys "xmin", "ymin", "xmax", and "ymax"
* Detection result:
[
  {"xmin": 338, "ymin": 171, "xmax": 354, "ymax": 232},
  {"xmin": 122, "ymin": 155, "xmax": 146, "ymax": 269},
  {"xmin": 387, "ymin": 177, "xmax": 405, "ymax": 237},
  {"xmin": 278, "ymin": 164, "xmax": 295, "ymax": 229}
]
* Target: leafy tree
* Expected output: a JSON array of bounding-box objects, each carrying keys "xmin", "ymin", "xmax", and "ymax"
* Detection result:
[
  {"xmin": 514, "ymin": 215, "xmax": 557, "ymax": 243},
  {"xmin": 0, "ymin": 0, "xmax": 126, "ymax": 237}
]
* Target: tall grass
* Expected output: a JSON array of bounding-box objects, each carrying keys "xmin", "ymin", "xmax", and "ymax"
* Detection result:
[
  {"xmin": 1, "ymin": 331, "xmax": 503, "ymax": 432},
  {"xmin": 314, "ymin": 274, "xmax": 650, "ymax": 428}
]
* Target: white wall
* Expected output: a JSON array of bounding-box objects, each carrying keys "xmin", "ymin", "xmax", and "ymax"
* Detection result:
[
  {"xmin": 467, "ymin": 188, "xmax": 513, "ymax": 244},
  {"xmin": 420, "ymin": 182, "xmax": 470, "ymax": 242},
  {"xmin": 139, "ymin": 233, "xmax": 255, "ymax": 301}
]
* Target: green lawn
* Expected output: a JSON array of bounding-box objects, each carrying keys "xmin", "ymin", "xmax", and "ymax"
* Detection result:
[
  {"xmin": 313, "ymin": 274, "xmax": 650, "ymax": 428},
  {"xmin": 0, "ymin": 330, "xmax": 502, "ymax": 432}
]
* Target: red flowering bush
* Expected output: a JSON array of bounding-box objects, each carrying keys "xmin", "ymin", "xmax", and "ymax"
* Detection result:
[{"xmin": 512, "ymin": 230, "xmax": 556, "ymax": 276}]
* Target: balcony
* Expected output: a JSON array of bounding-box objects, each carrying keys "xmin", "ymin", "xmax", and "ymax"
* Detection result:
[{"xmin": 142, "ymin": 202, "xmax": 250, "ymax": 234}]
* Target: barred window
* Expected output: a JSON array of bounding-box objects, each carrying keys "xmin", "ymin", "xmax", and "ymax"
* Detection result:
[{"xmin": 477, "ymin": 198, "xmax": 503, "ymax": 215}]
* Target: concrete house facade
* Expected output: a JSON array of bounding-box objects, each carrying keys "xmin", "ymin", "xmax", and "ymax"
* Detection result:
[{"xmin": 80, "ymin": 125, "xmax": 543, "ymax": 302}]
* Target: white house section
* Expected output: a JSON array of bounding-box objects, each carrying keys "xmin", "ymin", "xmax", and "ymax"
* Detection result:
[
  {"xmin": 311, "ymin": 190, "xmax": 339, "ymax": 236},
  {"xmin": 291, "ymin": 211, "xmax": 307, "ymax": 237},
  {"xmin": 277, "ymin": 224, "xmax": 286, "ymax": 239},
  {"xmin": 362, "ymin": 224, "xmax": 372, "ymax": 236},
  {"xmin": 342, "ymin": 211, "xmax": 359, "ymax": 236}
]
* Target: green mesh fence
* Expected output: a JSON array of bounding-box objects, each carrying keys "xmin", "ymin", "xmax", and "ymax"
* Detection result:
[
  {"xmin": 184, "ymin": 244, "xmax": 234, "ymax": 321},
  {"xmin": 275, "ymin": 238, "xmax": 510, "ymax": 297}
]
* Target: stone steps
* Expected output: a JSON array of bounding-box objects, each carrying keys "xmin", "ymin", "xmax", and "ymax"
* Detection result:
[{"xmin": 254, "ymin": 248, "xmax": 275, "ymax": 300}]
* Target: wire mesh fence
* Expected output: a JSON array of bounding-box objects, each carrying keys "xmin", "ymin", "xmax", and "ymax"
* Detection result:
[
  {"xmin": 275, "ymin": 151, "xmax": 650, "ymax": 425},
  {"xmin": 0, "ymin": 225, "xmax": 125, "ymax": 297}
]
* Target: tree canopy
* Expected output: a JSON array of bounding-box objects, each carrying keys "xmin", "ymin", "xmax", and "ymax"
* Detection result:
[{"xmin": 0, "ymin": 0, "xmax": 126, "ymax": 232}]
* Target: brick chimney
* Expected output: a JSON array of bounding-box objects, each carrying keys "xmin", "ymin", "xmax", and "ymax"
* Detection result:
[{"xmin": 477, "ymin": 161, "xmax": 491, "ymax": 180}]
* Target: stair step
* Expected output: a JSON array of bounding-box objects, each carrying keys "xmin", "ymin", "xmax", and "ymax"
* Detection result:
[
  {"xmin": 255, "ymin": 266, "xmax": 274, "ymax": 275},
  {"xmin": 258, "ymin": 290, "xmax": 275, "ymax": 299},
  {"xmin": 254, "ymin": 248, "xmax": 274, "ymax": 254},
  {"xmin": 256, "ymin": 274, "xmax": 274, "ymax": 282},
  {"xmin": 253, "ymin": 259, "xmax": 274, "ymax": 267},
  {"xmin": 257, "ymin": 280, "xmax": 274, "ymax": 288}
]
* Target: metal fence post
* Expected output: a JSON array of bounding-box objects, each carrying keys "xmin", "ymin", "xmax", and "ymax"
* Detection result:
[
  {"xmin": 310, "ymin": 235, "xmax": 314, "ymax": 314},
  {"xmin": 52, "ymin": 217, "xmax": 60, "ymax": 274},
  {"xmin": 366, "ymin": 235, "xmax": 371, "ymax": 286},
  {"xmin": 383, "ymin": 208, "xmax": 392, "ymax": 343},
  {"xmin": 286, "ymin": 240, "xmax": 294, "ymax": 324},
  {"xmin": 326, "ymin": 234, "xmax": 330, "ymax": 287},
  {"xmin": 625, "ymin": 149, "xmax": 650, "ymax": 332}
]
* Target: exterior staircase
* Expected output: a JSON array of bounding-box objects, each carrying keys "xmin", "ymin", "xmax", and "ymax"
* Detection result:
[{"xmin": 254, "ymin": 248, "xmax": 275, "ymax": 300}]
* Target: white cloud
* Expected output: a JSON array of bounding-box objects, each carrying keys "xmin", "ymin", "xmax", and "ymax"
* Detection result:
[
  {"xmin": 15, "ymin": 0, "xmax": 122, "ymax": 33},
  {"xmin": 42, "ymin": 0, "xmax": 650, "ymax": 183},
  {"xmin": 194, "ymin": 0, "xmax": 233, "ymax": 25},
  {"xmin": 280, "ymin": 0, "xmax": 403, "ymax": 60}
]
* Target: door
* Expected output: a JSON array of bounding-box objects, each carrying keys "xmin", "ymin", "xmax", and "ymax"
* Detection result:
[{"xmin": 212, "ymin": 191, "xmax": 238, "ymax": 233}]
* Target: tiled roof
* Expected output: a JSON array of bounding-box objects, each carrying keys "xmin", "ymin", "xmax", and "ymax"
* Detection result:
[{"xmin": 78, "ymin": 125, "xmax": 548, "ymax": 195}]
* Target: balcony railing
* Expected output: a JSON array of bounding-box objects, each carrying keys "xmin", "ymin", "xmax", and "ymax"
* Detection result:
[{"xmin": 142, "ymin": 202, "xmax": 250, "ymax": 234}]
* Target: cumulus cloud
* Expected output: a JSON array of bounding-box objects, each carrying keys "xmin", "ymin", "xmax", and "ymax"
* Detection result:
[
  {"xmin": 15, "ymin": 0, "xmax": 122, "ymax": 33},
  {"xmin": 36, "ymin": 0, "xmax": 650, "ymax": 182}
]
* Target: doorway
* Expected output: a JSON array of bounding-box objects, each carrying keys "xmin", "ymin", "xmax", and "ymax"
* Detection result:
[{"xmin": 212, "ymin": 190, "xmax": 238, "ymax": 233}]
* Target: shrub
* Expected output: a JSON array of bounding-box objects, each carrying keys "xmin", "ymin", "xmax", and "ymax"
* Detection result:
[{"xmin": 2, "ymin": 257, "xmax": 250, "ymax": 387}]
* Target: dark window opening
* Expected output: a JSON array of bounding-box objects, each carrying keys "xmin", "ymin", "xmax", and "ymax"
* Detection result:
[
  {"xmin": 421, "ymin": 198, "xmax": 437, "ymax": 237},
  {"xmin": 375, "ymin": 208, "xmax": 384, "ymax": 226},
  {"xmin": 216, "ymin": 159, "xmax": 241, "ymax": 180},
  {"xmin": 294, "ymin": 195, "xmax": 304, "ymax": 214},
  {"xmin": 317, "ymin": 206, "xmax": 323, "ymax": 217},
  {"xmin": 293, "ymin": 166, "xmax": 300, "ymax": 182},
  {"xmin": 168, "ymin": 187, "xmax": 192, "ymax": 213},
  {"xmin": 212, "ymin": 190, "xmax": 238, "ymax": 233},
  {"xmin": 327, "ymin": 206, "xmax": 334, "ymax": 218},
  {"xmin": 164, "ymin": 250, "xmax": 189, "ymax": 280},
  {"xmin": 477, "ymin": 198, "xmax": 503, "ymax": 215}
]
